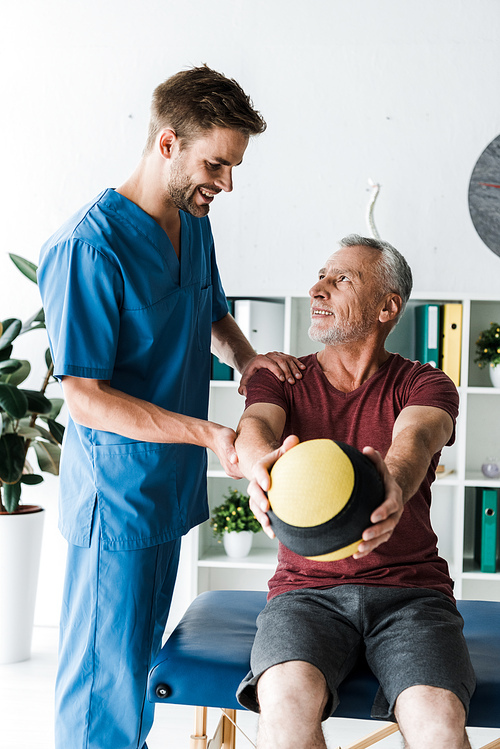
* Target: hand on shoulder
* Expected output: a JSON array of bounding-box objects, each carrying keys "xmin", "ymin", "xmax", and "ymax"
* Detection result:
[{"xmin": 238, "ymin": 352, "xmax": 306, "ymax": 396}]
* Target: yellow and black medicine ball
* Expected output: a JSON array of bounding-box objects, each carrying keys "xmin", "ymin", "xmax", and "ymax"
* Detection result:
[{"xmin": 267, "ymin": 439, "xmax": 384, "ymax": 561}]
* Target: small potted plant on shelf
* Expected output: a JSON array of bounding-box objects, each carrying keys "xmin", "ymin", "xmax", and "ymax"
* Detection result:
[
  {"xmin": 474, "ymin": 322, "xmax": 500, "ymax": 388},
  {"xmin": 210, "ymin": 487, "xmax": 262, "ymax": 559},
  {"xmin": 0, "ymin": 253, "xmax": 65, "ymax": 664}
]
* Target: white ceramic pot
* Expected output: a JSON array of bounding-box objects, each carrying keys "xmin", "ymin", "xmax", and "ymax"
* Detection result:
[
  {"xmin": 0, "ymin": 506, "xmax": 45, "ymax": 664},
  {"xmin": 490, "ymin": 365, "xmax": 500, "ymax": 389},
  {"xmin": 223, "ymin": 530, "xmax": 253, "ymax": 559}
]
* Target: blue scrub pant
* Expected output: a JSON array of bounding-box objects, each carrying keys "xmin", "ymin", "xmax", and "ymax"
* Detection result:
[{"xmin": 55, "ymin": 507, "xmax": 181, "ymax": 749}]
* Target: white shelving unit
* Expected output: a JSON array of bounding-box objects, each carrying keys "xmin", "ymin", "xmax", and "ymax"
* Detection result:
[{"xmin": 179, "ymin": 293, "xmax": 500, "ymax": 608}]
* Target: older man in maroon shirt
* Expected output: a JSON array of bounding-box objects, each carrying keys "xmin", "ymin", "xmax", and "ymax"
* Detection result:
[{"xmin": 235, "ymin": 235, "xmax": 475, "ymax": 749}]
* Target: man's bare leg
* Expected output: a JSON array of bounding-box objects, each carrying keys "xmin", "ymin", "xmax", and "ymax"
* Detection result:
[
  {"xmin": 256, "ymin": 660, "xmax": 330, "ymax": 748},
  {"xmin": 395, "ymin": 685, "xmax": 471, "ymax": 749}
]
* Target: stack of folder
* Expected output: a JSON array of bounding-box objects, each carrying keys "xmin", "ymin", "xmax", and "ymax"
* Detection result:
[{"xmin": 414, "ymin": 303, "xmax": 462, "ymax": 386}]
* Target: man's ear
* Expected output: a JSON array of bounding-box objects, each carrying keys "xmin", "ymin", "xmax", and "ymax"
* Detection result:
[
  {"xmin": 158, "ymin": 129, "xmax": 178, "ymax": 160},
  {"xmin": 379, "ymin": 293, "xmax": 403, "ymax": 324}
]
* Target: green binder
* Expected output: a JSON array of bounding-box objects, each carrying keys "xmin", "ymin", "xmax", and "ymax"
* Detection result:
[
  {"xmin": 415, "ymin": 304, "xmax": 441, "ymax": 368},
  {"xmin": 211, "ymin": 356, "xmax": 233, "ymax": 381},
  {"xmin": 475, "ymin": 488, "xmax": 498, "ymax": 573},
  {"xmin": 211, "ymin": 299, "xmax": 234, "ymax": 382}
]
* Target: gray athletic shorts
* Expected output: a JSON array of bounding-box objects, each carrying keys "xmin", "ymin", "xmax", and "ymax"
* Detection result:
[{"xmin": 236, "ymin": 585, "xmax": 476, "ymax": 721}]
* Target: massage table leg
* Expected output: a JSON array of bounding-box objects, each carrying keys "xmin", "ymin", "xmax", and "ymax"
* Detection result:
[
  {"xmin": 206, "ymin": 709, "xmax": 237, "ymax": 749},
  {"xmin": 189, "ymin": 707, "xmax": 238, "ymax": 749},
  {"xmin": 190, "ymin": 706, "xmax": 208, "ymax": 748}
]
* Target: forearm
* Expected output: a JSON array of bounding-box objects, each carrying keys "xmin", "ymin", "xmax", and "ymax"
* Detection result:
[
  {"xmin": 211, "ymin": 313, "xmax": 256, "ymax": 374},
  {"xmin": 235, "ymin": 404, "xmax": 295, "ymax": 539},
  {"xmin": 235, "ymin": 415, "xmax": 281, "ymax": 479},
  {"xmin": 354, "ymin": 406, "xmax": 453, "ymax": 558},
  {"xmin": 383, "ymin": 406, "xmax": 453, "ymax": 504},
  {"xmin": 355, "ymin": 437, "xmax": 433, "ymax": 556},
  {"xmin": 383, "ymin": 434, "xmax": 433, "ymax": 505},
  {"xmin": 62, "ymin": 378, "xmax": 219, "ymax": 447}
]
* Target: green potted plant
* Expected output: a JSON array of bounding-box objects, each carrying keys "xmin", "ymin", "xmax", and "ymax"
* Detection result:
[
  {"xmin": 210, "ymin": 487, "xmax": 261, "ymax": 558},
  {"xmin": 475, "ymin": 322, "xmax": 500, "ymax": 388},
  {"xmin": 0, "ymin": 253, "xmax": 65, "ymax": 664}
]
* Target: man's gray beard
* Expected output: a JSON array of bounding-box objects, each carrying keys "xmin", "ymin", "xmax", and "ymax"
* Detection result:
[{"xmin": 308, "ymin": 318, "xmax": 374, "ymax": 346}]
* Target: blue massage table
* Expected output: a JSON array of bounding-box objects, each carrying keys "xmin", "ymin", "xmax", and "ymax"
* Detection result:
[{"xmin": 148, "ymin": 590, "xmax": 500, "ymax": 749}]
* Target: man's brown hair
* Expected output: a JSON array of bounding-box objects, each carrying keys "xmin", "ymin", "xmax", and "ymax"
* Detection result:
[{"xmin": 144, "ymin": 64, "xmax": 267, "ymax": 152}]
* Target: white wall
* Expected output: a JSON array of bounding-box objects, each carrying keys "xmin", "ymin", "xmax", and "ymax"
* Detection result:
[{"xmin": 1, "ymin": 0, "xmax": 500, "ymax": 625}]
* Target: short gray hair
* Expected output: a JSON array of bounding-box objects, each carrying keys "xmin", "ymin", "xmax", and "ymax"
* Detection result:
[{"xmin": 338, "ymin": 234, "xmax": 413, "ymax": 316}]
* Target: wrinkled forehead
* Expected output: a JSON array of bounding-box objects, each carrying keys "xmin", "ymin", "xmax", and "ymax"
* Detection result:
[{"xmin": 319, "ymin": 245, "xmax": 378, "ymax": 276}]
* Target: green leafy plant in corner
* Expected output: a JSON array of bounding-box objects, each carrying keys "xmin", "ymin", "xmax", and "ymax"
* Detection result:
[
  {"xmin": 475, "ymin": 322, "xmax": 500, "ymax": 369},
  {"xmin": 0, "ymin": 254, "xmax": 64, "ymax": 513},
  {"xmin": 210, "ymin": 487, "xmax": 262, "ymax": 542}
]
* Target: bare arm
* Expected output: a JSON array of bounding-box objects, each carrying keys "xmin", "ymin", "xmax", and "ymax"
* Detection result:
[
  {"xmin": 211, "ymin": 313, "xmax": 305, "ymax": 396},
  {"xmin": 235, "ymin": 403, "xmax": 287, "ymax": 477},
  {"xmin": 236, "ymin": 402, "xmax": 453, "ymax": 552},
  {"xmin": 354, "ymin": 404, "xmax": 454, "ymax": 558},
  {"xmin": 235, "ymin": 402, "xmax": 296, "ymax": 538},
  {"xmin": 61, "ymin": 376, "xmax": 243, "ymax": 478}
]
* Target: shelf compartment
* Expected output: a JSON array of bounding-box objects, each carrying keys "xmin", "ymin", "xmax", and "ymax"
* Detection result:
[
  {"xmin": 462, "ymin": 564, "xmax": 500, "ymax": 578},
  {"xmin": 430, "ymin": 484, "xmax": 460, "ymax": 575},
  {"xmin": 386, "ymin": 298, "xmax": 460, "ymax": 363},
  {"xmin": 198, "ymin": 546, "xmax": 278, "ymax": 570},
  {"xmin": 465, "ymin": 394, "xmax": 500, "ymax": 475},
  {"xmin": 437, "ymin": 437, "xmax": 460, "ymax": 481},
  {"xmin": 208, "ymin": 384, "xmax": 246, "ymax": 432},
  {"xmin": 460, "ymin": 577, "xmax": 500, "ymax": 602},
  {"xmin": 468, "ymin": 301, "xmax": 500, "ymax": 388},
  {"xmin": 209, "ymin": 380, "xmax": 238, "ymax": 388},
  {"xmin": 463, "ymin": 487, "xmax": 500, "ymax": 577},
  {"xmin": 202, "ymin": 476, "xmax": 278, "ymax": 577},
  {"xmin": 198, "ymin": 525, "xmax": 278, "ymax": 571},
  {"xmin": 464, "ymin": 473, "xmax": 500, "ymax": 488},
  {"xmin": 287, "ymin": 297, "xmax": 321, "ymax": 357},
  {"xmin": 467, "ymin": 387, "xmax": 500, "ymax": 394},
  {"xmin": 434, "ymin": 475, "xmax": 460, "ymax": 486},
  {"xmin": 197, "ymin": 566, "xmax": 275, "ymax": 595}
]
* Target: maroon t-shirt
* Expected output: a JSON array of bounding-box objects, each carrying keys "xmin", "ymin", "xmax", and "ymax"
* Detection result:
[{"xmin": 245, "ymin": 353, "xmax": 459, "ymax": 601}]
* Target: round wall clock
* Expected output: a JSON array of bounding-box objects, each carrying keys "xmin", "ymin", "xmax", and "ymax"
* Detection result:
[{"xmin": 468, "ymin": 134, "xmax": 500, "ymax": 258}]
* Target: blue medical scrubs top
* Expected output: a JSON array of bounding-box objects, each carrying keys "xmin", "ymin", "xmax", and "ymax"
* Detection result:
[{"xmin": 38, "ymin": 188, "xmax": 229, "ymax": 550}]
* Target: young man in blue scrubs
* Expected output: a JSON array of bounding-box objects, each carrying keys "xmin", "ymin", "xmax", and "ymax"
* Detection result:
[{"xmin": 38, "ymin": 65, "xmax": 304, "ymax": 749}]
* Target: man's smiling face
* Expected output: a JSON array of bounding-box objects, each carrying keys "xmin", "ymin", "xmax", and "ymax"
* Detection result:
[
  {"xmin": 166, "ymin": 127, "xmax": 249, "ymax": 217},
  {"xmin": 308, "ymin": 245, "xmax": 385, "ymax": 346}
]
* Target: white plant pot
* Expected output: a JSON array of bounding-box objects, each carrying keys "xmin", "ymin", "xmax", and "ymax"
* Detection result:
[
  {"xmin": 490, "ymin": 365, "xmax": 500, "ymax": 389},
  {"xmin": 0, "ymin": 506, "xmax": 45, "ymax": 664},
  {"xmin": 223, "ymin": 530, "xmax": 253, "ymax": 559}
]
